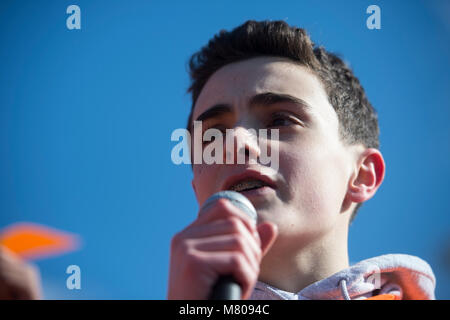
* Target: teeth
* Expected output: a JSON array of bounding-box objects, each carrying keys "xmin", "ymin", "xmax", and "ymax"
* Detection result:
[{"xmin": 229, "ymin": 179, "xmax": 267, "ymax": 192}]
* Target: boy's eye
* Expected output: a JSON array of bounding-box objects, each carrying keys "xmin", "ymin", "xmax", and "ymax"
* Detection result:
[
  {"xmin": 203, "ymin": 124, "xmax": 227, "ymax": 135},
  {"xmin": 202, "ymin": 124, "xmax": 227, "ymax": 145},
  {"xmin": 270, "ymin": 117, "xmax": 290, "ymax": 127},
  {"xmin": 268, "ymin": 113, "xmax": 298, "ymax": 128}
]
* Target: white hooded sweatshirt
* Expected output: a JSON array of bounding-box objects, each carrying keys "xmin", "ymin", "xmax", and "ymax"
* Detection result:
[{"xmin": 250, "ymin": 254, "xmax": 436, "ymax": 300}]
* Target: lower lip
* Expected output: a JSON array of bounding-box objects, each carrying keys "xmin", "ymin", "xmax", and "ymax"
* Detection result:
[{"xmin": 236, "ymin": 186, "xmax": 275, "ymax": 198}]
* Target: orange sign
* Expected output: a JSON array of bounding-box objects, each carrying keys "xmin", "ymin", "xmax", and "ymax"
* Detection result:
[{"xmin": 0, "ymin": 223, "xmax": 79, "ymax": 260}]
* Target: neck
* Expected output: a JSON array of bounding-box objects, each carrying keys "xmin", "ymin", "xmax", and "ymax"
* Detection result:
[{"xmin": 258, "ymin": 223, "xmax": 349, "ymax": 294}]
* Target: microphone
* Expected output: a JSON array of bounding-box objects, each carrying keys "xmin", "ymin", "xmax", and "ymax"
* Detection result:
[{"xmin": 200, "ymin": 191, "xmax": 257, "ymax": 300}]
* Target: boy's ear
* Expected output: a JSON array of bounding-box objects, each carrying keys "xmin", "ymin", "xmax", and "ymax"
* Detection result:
[{"xmin": 346, "ymin": 148, "xmax": 385, "ymax": 203}]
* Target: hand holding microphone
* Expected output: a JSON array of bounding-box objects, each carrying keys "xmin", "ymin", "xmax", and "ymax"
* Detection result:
[
  {"xmin": 167, "ymin": 191, "xmax": 278, "ymax": 300},
  {"xmin": 201, "ymin": 191, "xmax": 258, "ymax": 300}
]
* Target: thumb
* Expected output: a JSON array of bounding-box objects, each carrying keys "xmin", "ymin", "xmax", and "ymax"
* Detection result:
[{"xmin": 257, "ymin": 222, "xmax": 278, "ymax": 256}]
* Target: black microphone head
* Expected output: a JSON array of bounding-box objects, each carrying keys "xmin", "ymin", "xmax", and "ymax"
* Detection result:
[{"xmin": 201, "ymin": 191, "xmax": 257, "ymax": 224}]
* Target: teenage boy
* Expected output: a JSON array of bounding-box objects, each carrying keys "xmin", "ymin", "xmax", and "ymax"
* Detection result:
[{"xmin": 167, "ymin": 20, "xmax": 435, "ymax": 300}]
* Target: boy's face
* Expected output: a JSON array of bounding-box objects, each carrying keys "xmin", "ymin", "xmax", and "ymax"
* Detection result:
[{"xmin": 191, "ymin": 57, "xmax": 360, "ymax": 248}]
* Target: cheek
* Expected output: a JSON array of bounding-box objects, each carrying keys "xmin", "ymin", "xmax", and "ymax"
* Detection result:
[
  {"xmin": 192, "ymin": 164, "xmax": 219, "ymax": 205},
  {"xmin": 280, "ymin": 143, "xmax": 349, "ymax": 221}
]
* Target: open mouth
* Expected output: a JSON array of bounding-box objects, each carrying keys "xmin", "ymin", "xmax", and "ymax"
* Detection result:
[
  {"xmin": 228, "ymin": 179, "xmax": 271, "ymax": 193},
  {"xmin": 223, "ymin": 169, "xmax": 277, "ymax": 197}
]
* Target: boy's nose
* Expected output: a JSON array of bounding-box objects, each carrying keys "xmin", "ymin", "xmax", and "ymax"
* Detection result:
[{"xmin": 223, "ymin": 126, "xmax": 261, "ymax": 165}]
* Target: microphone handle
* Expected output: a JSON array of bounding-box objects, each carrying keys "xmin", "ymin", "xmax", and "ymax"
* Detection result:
[{"xmin": 209, "ymin": 275, "xmax": 241, "ymax": 300}]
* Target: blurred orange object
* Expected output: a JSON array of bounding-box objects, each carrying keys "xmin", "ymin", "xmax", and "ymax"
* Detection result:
[{"xmin": 0, "ymin": 223, "xmax": 79, "ymax": 260}]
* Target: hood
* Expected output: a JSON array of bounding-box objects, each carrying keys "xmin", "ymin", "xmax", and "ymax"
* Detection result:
[{"xmin": 250, "ymin": 254, "xmax": 436, "ymax": 300}]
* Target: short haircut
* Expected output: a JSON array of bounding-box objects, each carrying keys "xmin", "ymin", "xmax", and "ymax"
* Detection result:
[{"xmin": 186, "ymin": 20, "xmax": 380, "ymax": 222}]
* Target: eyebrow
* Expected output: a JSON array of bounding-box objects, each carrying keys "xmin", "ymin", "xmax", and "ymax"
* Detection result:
[
  {"xmin": 194, "ymin": 92, "xmax": 312, "ymax": 123},
  {"xmin": 249, "ymin": 92, "xmax": 312, "ymax": 111},
  {"xmin": 195, "ymin": 104, "xmax": 232, "ymax": 122}
]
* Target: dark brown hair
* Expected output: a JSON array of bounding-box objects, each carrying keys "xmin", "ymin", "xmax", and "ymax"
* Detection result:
[{"xmin": 186, "ymin": 20, "xmax": 380, "ymax": 222}]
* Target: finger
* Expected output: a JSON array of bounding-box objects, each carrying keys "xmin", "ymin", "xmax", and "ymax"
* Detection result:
[
  {"xmin": 179, "ymin": 215, "xmax": 263, "ymax": 268},
  {"xmin": 0, "ymin": 246, "xmax": 21, "ymax": 266},
  {"xmin": 257, "ymin": 221, "xmax": 279, "ymax": 256},
  {"xmin": 190, "ymin": 234, "xmax": 261, "ymax": 273},
  {"xmin": 194, "ymin": 199, "xmax": 258, "ymax": 235},
  {"xmin": 182, "ymin": 215, "xmax": 261, "ymax": 247},
  {"xmin": 0, "ymin": 266, "xmax": 40, "ymax": 300},
  {"xmin": 179, "ymin": 217, "xmax": 246, "ymax": 240}
]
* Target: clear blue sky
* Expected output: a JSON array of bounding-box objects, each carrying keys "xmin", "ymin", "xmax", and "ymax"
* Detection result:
[{"xmin": 1, "ymin": 0, "xmax": 449, "ymax": 299}]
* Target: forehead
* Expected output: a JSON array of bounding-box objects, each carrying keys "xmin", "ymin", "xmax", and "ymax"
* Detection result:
[{"xmin": 192, "ymin": 56, "xmax": 336, "ymax": 125}]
